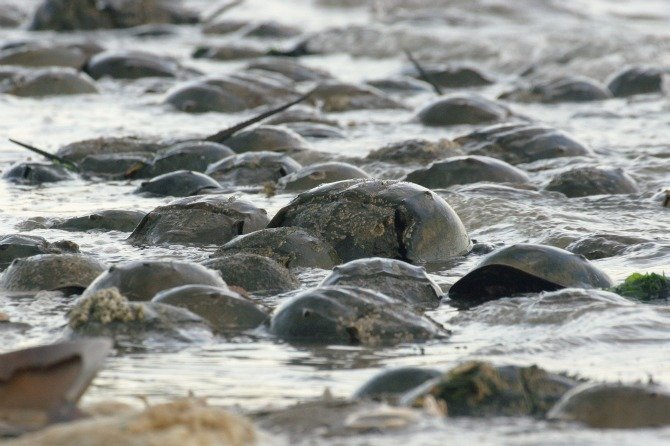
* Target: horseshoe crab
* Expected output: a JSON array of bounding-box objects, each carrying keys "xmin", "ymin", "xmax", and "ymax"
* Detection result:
[
  {"xmin": 269, "ymin": 286, "xmax": 449, "ymax": 346},
  {"xmin": 205, "ymin": 152, "xmax": 301, "ymax": 186},
  {"xmin": 448, "ymin": 243, "xmax": 613, "ymax": 306},
  {"xmin": 84, "ymin": 50, "xmax": 180, "ymax": 79},
  {"xmin": 499, "ymin": 76, "xmax": 612, "ymax": 103},
  {"xmin": 416, "ymin": 93, "xmax": 512, "ymax": 126},
  {"xmin": 2, "ymin": 68, "xmax": 98, "ymax": 97},
  {"xmin": 67, "ymin": 287, "xmax": 211, "ymax": 344},
  {"xmin": 545, "ymin": 166, "xmax": 639, "ymax": 197},
  {"xmin": 278, "ymin": 162, "xmax": 370, "ymax": 192},
  {"xmin": 548, "ymin": 383, "xmax": 670, "ymax": 428},
  {"xmin": 49, "ymin": 210, "xmax": 146, "ymax": 232},
  {"xmin": 29, "ymin": 0, "xmax": 199, "ymax": 31},
  {"xmin": 1, "ymin": 254, "xmax": 107, "ymax": 293},
  {"xmin": 308, "ymin": 81, "xmax": 405, "ymax": 112},
  {"xmin": 128, "ymin": 195, "xmax": 268, "ymax": 246},
  {"xmin": 56, "ymin": 136, "xmax": 164, "ymax": 163},
  {"xmin": 319, "ymin": 257, "xmax": 443, "ymax": 309},
  {"xmin": 354, "ymin": 367, "xmax": 442, "ymax": 401},
  {"xmin": 81, "ymin": 260, "xmax": 226, "ymax": 301},
  {"xmin": 203, "ymin": 253, "xmax": 300, "ymax": 295},
  {"xmin": 268, "ymin": 179, "xmax": 472, "ymax": 264},
  {"xmin": 0, "ymin": 234, "xmax": 78, "ymax": 270},
  {"xmin": 364, "ymin": 138, "xmax": 463, "ymax": 165},
  {"xmin": 606, "ymin": 66, "xmax": 664, "ymax": 97},
  {"xmin": 404, "ymin": 155, "xmax": 531, "ymax": 189},
  {"xmin": 134, "ymin": 170, "xmax": 222, "ymax": 197},
  {"xmin": 223, "ymin": 125, "xmax": 311, "ymax": 154},
  {"xmin": 148, "ymin": 141, "xmax": 235, "ymax": 177},
  {"xmin": 2, "ymin": 162, "xmax": 75, "ymax": 184},
  {"xmin": 212, "ymin": 227, "xmax": 340, "ymax": 269},
  {"xmin": 247, "ymin": 58, "xmax": 331, "ymax": 82},
  {"xmin": 152, "ymin": 284, "xmax": 268, "ymax": 332},
  {"xmin": 0, "ymin": 339, "xmax": 112, "ymax": 435},
  {"xmin": 454, "ymin": 123, "xmax": 592, "ymax": 165},
  {"xmin": 401, "ymin": 361, "xmax": 577, "ymax": 417}
]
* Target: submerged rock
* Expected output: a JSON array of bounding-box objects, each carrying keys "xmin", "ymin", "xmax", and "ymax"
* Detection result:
[
  {"xmin": 1, "ymin": 254, "xmax": 107, "ymax": 293},
  {"xmin": 203, "ymin": 254, "xmax": 299, "ymax": 295},
  {"xmin": 213, "ymin": 227, "xmax": 340, "ymax": 269},
  {"xmin": 417, "ymin": 93, "xmax": 511, "ymax": 126},
  {"xmin": 128, "ymin": 195, "xmax": 268, "ymax": 246},
  {"xmin": 548, "ymin": 383, "xmax": 670, "ymax": 428},
  {"xmin": 545, "ymin": 166, "xmax": 639, "ymax": 197},
  {"xmin": 82, "ymin": 260, "xmax": 226, "ymax": 301},
  {"xmin": 152, "ymin": 284, "xmax": 268, "ymax": 332},
  {"xmin": 404, "ymin": 155, "xmax": 531, "ymax": 189},
  {"xmin": 606, "ymin": 66, "xmax": 665, "ymax": 97},
  {"xmin": 0, "ymin": 234, "xmax": 79, "ymax": 270},
  {"xmin": 268, "ymin": 179, "xmax": 472, "ymax": 264},
  {"xmin": 269, "ymin": 286, "xmax": 448, "ymax": 346},
  {"xmin": 320, "ymin": 257, "xmax": 443, "ymax": 309},
  {"xmin": 401, "ymin": 361, "xmax": 577, "ymax": 417},
  {"xmin": 205, "ymin": 152, "xmax": 301, "ymax": 186},
  {"xmin": 29, "ymin": 0, "xmax": 199, "ymax": 31},
  {"xmin": 2, "ymin": 162, "xmax": 75, "ymax": 184},
  {"xmin": 135, "ymin": 170, "xmax": 222, "ymax": 197},
  {"xmin": 454, "ymin": 123, "xmax": 592, "ymax": 165},
  {"xmin": 448, "ymin": 243, "xmax": 613, "ymax": 307}
]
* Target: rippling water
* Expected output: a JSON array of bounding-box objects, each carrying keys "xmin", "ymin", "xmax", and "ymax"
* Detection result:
[{"xmin": 1, "ymin": 0, "xmax": 669, "ymax": 444}]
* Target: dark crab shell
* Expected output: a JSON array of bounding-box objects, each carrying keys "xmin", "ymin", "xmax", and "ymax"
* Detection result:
[{"xmin": 448, "ymin": 243, "xmax": 613, "ymax": 306}]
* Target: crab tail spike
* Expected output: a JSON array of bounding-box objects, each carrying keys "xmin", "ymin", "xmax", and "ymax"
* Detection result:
[
  {"xmin": 204, "ymin": 88, "xmax": 316, "ymax": 143},
  {"xmin": 404, "ymin": 50, "xmax": 443, "ymax": 96},
  {"xmin": 8, "ymin": 138, "xmax": 80, "ymax": 172}
]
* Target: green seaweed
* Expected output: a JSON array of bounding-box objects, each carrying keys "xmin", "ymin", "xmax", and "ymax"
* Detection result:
[{"xmin": 611, "ymin": 272, "xmax": 670, "ymax": 301}]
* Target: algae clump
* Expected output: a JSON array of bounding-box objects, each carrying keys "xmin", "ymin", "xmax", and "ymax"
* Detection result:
[{"xmin": 611, "ymin": 272, "xmax": 669, "ymax": 301}]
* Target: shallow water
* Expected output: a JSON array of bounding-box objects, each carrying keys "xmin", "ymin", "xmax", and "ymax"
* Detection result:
[{"xmin": 0, "ymin": 0, "xmax": 669, "ymax": 444}]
